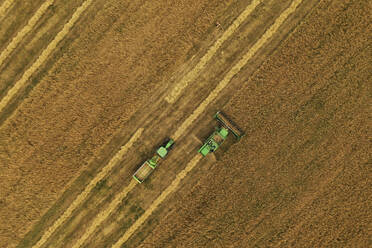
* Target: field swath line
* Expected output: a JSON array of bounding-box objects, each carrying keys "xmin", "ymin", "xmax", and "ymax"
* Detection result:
[
  {"xmin": 113, "ymin": 0, "xmax": 305, "ymax": 246},
  {"xmin": 0, "ymin": 0, "xmax": 55, "ymax": 68},
  {"xmin": 112, "ymin": 154, "xmax": 203, "ymax": 248},
  {"xmin": 173, "ymin": 0, "xmax": 304, "ymax": 140},
  {"xmin": 164, "ymin": 0, "xmax": 261, "ymax": 104},
  {"xmin": 71, "ymin": 180, "xmax": 137, "ymax": 248},
  {"xmin": 0, "ymin": 0, "xmax": 93, "ymax": 116},
  {"xmin": 32, "ymin": 128, "xmax": 144, "ymax": 248},
  {"xmin": 0, "ymin": 0, "xmax": 15, "ymax": 20}
]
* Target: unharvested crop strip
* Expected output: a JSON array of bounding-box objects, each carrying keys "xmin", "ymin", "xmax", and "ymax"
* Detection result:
[
  {"xmin": 0, "ymin": 0, "xmax": 93, "ymax": 116},
  {"xmin": 173, "ymin": 0, "xmax": 304, "ymax": 140},
  {"xmin": 114, "ymin": 0, "xmax": 305, "ymax": 245},
  {"xmin": 0, "ymin": 0, "xmax": 55, "ymax": 68},
  {"xmin": 112, "ymin": 154, "xmax": 203, "ymax": 248},
  {"xmin": 72, "ymin": 180, "xmax": 137, "ymax": 248},
  {"xmin": 0, "ymin": 0, "xmax": 15, "ymax": 20},
  {"xmin": 164, "ymin": 0, "xmax": 261, "ymax": 103},
  {"xmin": 32, "ymin": 128, "xmax": 144, "ymax": 248},
  {"xmin": 39, "ymin": 0, "xmax": 304, "ymax": 246}
]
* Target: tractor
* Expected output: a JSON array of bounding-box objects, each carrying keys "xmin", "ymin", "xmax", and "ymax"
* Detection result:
[{"xmin": 133, "ymin": 138, "xmax": 174, "ymax": 183}]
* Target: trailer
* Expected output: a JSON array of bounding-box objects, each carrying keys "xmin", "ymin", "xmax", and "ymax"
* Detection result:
[
  {"xmin": 198, "ymin": 111, "xmax": 244, "ymax": 156},
  {"xmin": 133, "ymin": 139, "xmax": 174, "ymax": 183}
]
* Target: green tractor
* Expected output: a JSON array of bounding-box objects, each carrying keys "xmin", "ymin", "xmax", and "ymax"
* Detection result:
[
  {"xmin": 133, "ymin": 138, "xmax": 174, "ymax": 183},
  {"xmin": 198, "ymin": 111, "xmax": 244, "ymax": 156}
]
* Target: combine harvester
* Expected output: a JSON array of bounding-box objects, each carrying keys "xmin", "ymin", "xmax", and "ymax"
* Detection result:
[
  {"xmin": 133, "ymin": 139, "xmax": 174, "ymax": 183},
  {"xmin": 198, "ymin": 111, "xmax": 244, "ymax": 156}
]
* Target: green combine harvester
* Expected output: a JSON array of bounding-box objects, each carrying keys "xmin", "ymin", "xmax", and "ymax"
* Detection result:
[
  {"xmin": 198, "ymin": 111, "xmax": 244, "ymax": 156},
  {"xmin": 133, "ymin": 138, "xmax": 174, "ymax": 183}
]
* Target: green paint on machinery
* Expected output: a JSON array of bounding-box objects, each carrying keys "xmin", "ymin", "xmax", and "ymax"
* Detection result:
[
  {"xmin": 198, "ymin": 127, "xmax": 229, "ymax": 156},
  {"xmin": 198, "ymin": 111, "xmax": 244, "ymax": 156},
  {"xmin": 133, "ymin": 138, "xmax": 174, "ymax": 183},
  {"xmin": 132, "ymin": 111, "xmax": 242, "ymax": 183}
]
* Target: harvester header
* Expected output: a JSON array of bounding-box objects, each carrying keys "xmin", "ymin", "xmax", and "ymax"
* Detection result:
[
  {"xmin": 214, "ymin": 111, "xmax": 245, "ymax": 140},
  {"xmin": 198, "ymin": 111, "xmax": 244, "ymax": 156}
]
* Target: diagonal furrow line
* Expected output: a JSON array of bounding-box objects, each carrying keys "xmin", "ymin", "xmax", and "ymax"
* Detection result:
[
  {"xmin": 112, "ymin": 154, "xmax": 202, "ymax": 248},
  {"xmin": 36, "ymin": 0, "xmax": 305, "ymax": 246},
  {"xmin": 0, "ymin": 0, "xmax": 55, "ymax": 68},
  {"xmin": 173, "ymin": 0, "xmax": 304, "ymax": 140},
  {"xmin": 114, "ymin": 0, "xmax": 305, "ymax": 246},
  {"xmin": 72, "ymin": 180, "xmax": 137, "ymax": 248},
  {"xmin": 32, "ymin": 128, "xmax": 144, "ymax": 248},
  {"xmin": 0, "ymin": 0, "xmax": 15, "ymax": 20},
  {"xmin": 164, "ymin": 0, "xmax": 261, "ymax": 103},
  {"xmin": 0, "ymin": 0, "xmax": 93, "ymax": 116},
  {"xmin": 64, "ymin": 2, "xmax": 263, "ymax": 246}
]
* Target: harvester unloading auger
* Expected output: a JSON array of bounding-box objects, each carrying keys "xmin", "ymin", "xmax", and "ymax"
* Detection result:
[{"xmin": 198, "ymin": 111, "xmax": 244, "ymax": 156}]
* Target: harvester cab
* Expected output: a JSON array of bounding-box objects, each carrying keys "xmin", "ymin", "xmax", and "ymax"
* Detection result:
[{"xmin": 198, "ymin": 111, "xmax": 244, "ymax": 156}]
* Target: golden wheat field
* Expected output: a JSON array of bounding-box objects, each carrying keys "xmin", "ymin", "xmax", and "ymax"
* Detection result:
[{"xmin": 0, "ymin": 0, "xmax": 370, "ymax": 247}]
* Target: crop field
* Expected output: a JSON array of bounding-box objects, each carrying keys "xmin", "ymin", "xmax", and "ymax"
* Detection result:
[{"xmin": 0, "ymin": 0, "xmax": 370, "ymax": 247}]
